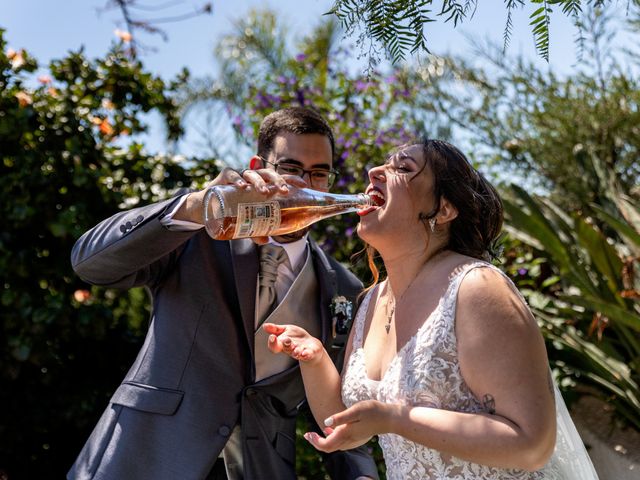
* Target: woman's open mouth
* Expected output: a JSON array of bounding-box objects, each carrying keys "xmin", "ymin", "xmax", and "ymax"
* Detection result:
[{"xmin": 358, "ymin": 188, "xmax": 385, "ymax": 216}]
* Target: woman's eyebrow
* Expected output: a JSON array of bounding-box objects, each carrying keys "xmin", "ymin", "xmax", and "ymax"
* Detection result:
[{"xmin": 396, "ymin": 152, "xmax": 418, "ymax": 164}]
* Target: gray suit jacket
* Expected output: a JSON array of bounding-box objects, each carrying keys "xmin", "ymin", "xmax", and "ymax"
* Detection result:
[{"xmin": 67, "ymin": 194, "xmax": 378, "ymax": 480}]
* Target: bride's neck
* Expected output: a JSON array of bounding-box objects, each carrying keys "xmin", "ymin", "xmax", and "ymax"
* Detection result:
[{"xmin": 383, "ymin": 244, "xmax": 450, "ymax": 297}]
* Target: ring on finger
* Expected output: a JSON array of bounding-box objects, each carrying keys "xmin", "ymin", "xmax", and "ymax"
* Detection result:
[{"xmin": 238, "ymin": 169, "xmax": 250, "ymax": 177}]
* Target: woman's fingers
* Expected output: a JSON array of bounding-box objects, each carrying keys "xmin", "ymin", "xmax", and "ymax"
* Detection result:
[
  {"xmin": 262, "ymin": 323, "xmax": 286, "ymax": 335},
  {"xmin": 303, "ymin": 431, "xmax": 338, "ymax": 452},
  {"xmin": 324, "ymin": 405, "xmax": 360, "ymax": 429},
  {"xmin": 262, "ymin": 324, "xmax": 323, "ymax": 362},
  {"xmin": 267, "ymin": 334, "xmax": 282, "ymax": 353}
]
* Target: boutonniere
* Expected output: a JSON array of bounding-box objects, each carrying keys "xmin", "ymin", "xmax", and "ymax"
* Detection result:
[{"xmin": 330, "ymin": 295, "xmax": 353, "ymax": 339}]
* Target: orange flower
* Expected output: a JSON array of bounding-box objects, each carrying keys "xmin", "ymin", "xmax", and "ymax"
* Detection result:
[
  {"xmin": 73, "ymin": 289, "xmax": 91, "ymax": 303},
  {"xmin": 8, "ymin": 48, "xmax": 26, "ymax": 69},
  {"xmin": 37, "ymin": 75, "xmax": 53, "ymax": 84},
  {"xmin": 99, "ymin": 118, "xmax": 115, "ymax": 136},
  {"xmin": 15, "ymin": 91, "xmax": 32, "ymax": 107},
  {"xmin": 114, "ymin": 29, "xmax": 133, "ymax": 43}
]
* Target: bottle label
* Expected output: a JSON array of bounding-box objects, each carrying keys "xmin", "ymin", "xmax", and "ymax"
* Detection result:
[{"xmin": 234, "ymin": 201, "xmax": 281, "ymax": 238}]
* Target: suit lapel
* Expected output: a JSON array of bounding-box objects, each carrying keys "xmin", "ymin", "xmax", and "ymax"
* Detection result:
[
  {"xmin": 230, "ymin": 239, "xmax": 259, "ymax": 360},
  {"xmin": 309, "ymin": 241, "xmax": 337, "ymax": 344}
]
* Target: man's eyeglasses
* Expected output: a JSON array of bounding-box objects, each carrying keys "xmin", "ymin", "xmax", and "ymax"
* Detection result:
[{"xmin": 259, "ymin": 157, "xmax": 338, "ymax": 189}]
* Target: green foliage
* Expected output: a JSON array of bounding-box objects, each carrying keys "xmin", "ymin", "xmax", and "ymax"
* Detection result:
[
  {"xmin": 326, "ymin": 0, "xmax": 639, "ymax": 64},
  {"xmin": 407, "ymin": 12, "xmax": 640, "ymax": 217},
  {"xmin": 529, "ymin": 1, "xmax": 553, "ymax": 60},
  {"xmin": 0, "ymin": 29, "xmax": 212, "ymax": 478},
  {"xmin": 328, "ymin": 0, "xmax": 434, "ymax": 65},
  {"xmin": 503, "ymin": 184, "xmax": 640, "ymax": 428}
]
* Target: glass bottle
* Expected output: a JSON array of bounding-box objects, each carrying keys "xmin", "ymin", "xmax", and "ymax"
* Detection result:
[{"xmin": 203, "ymin": 185, "xmax": 375, "ymax": 240}]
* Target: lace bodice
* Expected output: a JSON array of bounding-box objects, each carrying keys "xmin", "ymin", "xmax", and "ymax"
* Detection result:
[{"xmin": 342, "ymin": 262, "xmax": 563, "ymax": 480}]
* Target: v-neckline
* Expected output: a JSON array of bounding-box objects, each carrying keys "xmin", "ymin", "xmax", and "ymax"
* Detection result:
[{"xmin": 359, "ymin": 285, "xmax": 446, "ymax": 383}]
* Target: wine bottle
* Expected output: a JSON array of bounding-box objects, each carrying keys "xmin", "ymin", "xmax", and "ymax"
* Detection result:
[{"xmin": 203, "ymin": 185, "xmax": 376, "ymax": 240}]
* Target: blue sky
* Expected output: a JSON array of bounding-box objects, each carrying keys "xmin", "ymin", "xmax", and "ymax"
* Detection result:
[{"xmin": 3, "ymin": 0, "xmax": 636, "ymax": 160}]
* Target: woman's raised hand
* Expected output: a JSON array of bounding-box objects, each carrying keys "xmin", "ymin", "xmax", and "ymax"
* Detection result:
[{"xmin": 263, "ymin": 323, "xmax": 325, "ymax": 364}]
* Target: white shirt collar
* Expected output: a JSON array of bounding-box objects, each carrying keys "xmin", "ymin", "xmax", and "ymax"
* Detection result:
[{"xmin": 270, "ymin": 234, "xmax": 308, "ymax": 273}]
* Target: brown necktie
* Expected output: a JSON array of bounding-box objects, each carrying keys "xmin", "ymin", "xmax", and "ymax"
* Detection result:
[{"xmin": 256, "ymin": 244, "xmax": 288, "ymax": 328}]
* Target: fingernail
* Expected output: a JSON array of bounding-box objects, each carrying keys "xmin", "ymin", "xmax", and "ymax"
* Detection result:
[{"xmin": 324, "ymin": 417, "xmax": 333, "ymax": 427}]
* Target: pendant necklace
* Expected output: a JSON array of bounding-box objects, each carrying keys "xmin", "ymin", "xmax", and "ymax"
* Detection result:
[
  {"xmin": 383, "ymin": 248, "xmax": 448, "ymax": 335},
  {"xmin": 384, "ymin": 271, "xmax": 422, "ymax": 335}
]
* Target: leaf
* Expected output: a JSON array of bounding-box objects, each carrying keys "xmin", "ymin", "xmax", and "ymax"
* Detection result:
[
  {"xmin": 591, "ymin": 204, "xmax": 640, "ymax": 246},
  {"xmin": 529, "ymin": 2, "xmax": 551, "ymax": 61},
  {"xmin": 565, "ymin": 295, "xmax": 640, "ymax": 333},
  {"xmin": 505, "ymin": 187, "xmax": 600, "ymax": 297},
  {"xmin": 573, "ymin": 215, "xmax": 624, "ymax": 300}
]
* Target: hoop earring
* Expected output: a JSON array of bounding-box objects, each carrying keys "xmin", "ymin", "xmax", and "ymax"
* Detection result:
[{"xmin": 429, "ymin": 218, "xmax": 436, "ymax": 232}]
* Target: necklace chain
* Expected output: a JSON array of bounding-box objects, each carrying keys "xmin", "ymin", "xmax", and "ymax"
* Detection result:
[{"xmin": 383, "ymin": 248, "xmax": 448, "ymax": 335}]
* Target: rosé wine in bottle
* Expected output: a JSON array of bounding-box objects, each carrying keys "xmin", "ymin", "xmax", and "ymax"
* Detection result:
[{"xmin": 203, "ymin": 185, "xmax": 377, "ymax": 240}]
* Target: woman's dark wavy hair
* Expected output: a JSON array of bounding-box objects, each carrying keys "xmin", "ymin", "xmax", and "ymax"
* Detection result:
[
  {"xmin": 362, "ymin": 139, "xmax": 503, "ymax": 288},
  {"xmin": 419, "ymin": 139, "xmax": 503, "ymax": 260}
]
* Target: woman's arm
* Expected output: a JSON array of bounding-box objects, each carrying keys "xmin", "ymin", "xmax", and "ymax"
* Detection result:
[{"xmin": 263, "ymin": 323, "xmax": 347, "ymax": 428}]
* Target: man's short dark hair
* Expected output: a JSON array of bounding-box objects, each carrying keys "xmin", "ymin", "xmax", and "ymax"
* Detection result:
[{"xmin": 257, "ymin": 107, "xmax": 335, "ymax": 160}]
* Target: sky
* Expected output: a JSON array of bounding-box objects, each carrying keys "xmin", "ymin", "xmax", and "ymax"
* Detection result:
[{"xmin": 3, "ymin": 0, "xmax": 637, "ymax": 161}]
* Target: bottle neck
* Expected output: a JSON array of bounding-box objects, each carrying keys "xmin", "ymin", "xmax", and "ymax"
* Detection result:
[{"xmin": 298, "ymin": 188, "xmax": 372, "ymax": 208}]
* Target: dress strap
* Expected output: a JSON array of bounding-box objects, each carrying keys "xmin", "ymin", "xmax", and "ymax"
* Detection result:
[
  {"xmin": 443, "ymin": 260, "xmax": 528, "ymax": 321},
  {"xmin": 443, "ymin": 261, "xmax": 494, "ymax": 318}
]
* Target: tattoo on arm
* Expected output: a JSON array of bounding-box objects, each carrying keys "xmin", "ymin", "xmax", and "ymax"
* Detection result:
[{"xmin": 482, "ymin": 394, "xmax": 496, "ymax": 414}]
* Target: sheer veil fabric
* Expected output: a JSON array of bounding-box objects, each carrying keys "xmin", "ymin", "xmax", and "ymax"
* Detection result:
[{"xmin": 547, "ymin": 382, "xmax": 599, "ymax": 479}]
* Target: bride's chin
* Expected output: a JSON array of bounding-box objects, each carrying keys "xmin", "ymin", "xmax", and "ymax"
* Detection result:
[{"xmin": 356, "ymin": 224, "xmax": 381, "ymax": 246}]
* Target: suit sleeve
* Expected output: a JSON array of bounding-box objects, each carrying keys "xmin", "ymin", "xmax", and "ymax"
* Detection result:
[{"xmin": 70, "ymin": 192, "xmax": 201, "ymax": 289}]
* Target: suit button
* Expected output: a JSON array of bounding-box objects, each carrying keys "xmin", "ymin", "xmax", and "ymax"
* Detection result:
[
  {"xmin": 125, "ymin": 221, "xmax": 132, "ymax": 229},
  {"xmin": 120, "ymin": 225, "xmax": 127, "ymax": 233},
  {"xmin": 218, "ymin": 425, "xmax": 231, "ymax": 437},
  {"xmin": 136, "ymin": 215, "xmax": 144, "ymax": 223}
]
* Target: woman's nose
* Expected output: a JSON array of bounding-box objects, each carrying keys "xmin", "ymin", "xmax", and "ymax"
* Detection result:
[{"xmin": 368, "ymin": 164, "xmax": 386, "ymax": 183}]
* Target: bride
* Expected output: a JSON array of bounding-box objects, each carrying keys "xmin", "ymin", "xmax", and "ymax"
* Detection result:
[{"xmin": 264, "ymin": 140, "xmax": 598, "ymax": 479}]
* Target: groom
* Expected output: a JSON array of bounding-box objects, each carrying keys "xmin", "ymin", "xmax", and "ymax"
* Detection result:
[{"xmin": 67, "ymin": 107, "xmax": 378, "ymax": 479}]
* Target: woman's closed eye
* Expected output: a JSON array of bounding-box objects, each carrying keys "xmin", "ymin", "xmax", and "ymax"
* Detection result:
[{"xmin": 385, "ymin": 162, "xmax": 412, "ymax": 175}]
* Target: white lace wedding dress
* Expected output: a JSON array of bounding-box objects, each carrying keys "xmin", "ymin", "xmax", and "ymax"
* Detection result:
[{"xmin": 342, "ymin": 262, "xmax": 599, "ymax": 480}]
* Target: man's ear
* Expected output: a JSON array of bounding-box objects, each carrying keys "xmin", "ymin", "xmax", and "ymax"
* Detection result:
[
  {"xmin": 437, "ymin": 197, "xmax": 458, "ymax": 225},
  {"xmin": 249, "ymin": 156, "xmax": 264, "ymax": 170}
]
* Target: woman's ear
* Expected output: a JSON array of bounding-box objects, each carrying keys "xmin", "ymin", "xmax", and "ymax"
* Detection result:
[
  {"xmin": 437, "ymin": 197, "xmax": 458, "ymax": 225},
  {"xmin": 249, "ymin": 156, "xmax": 264, "ymax": 170}
]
